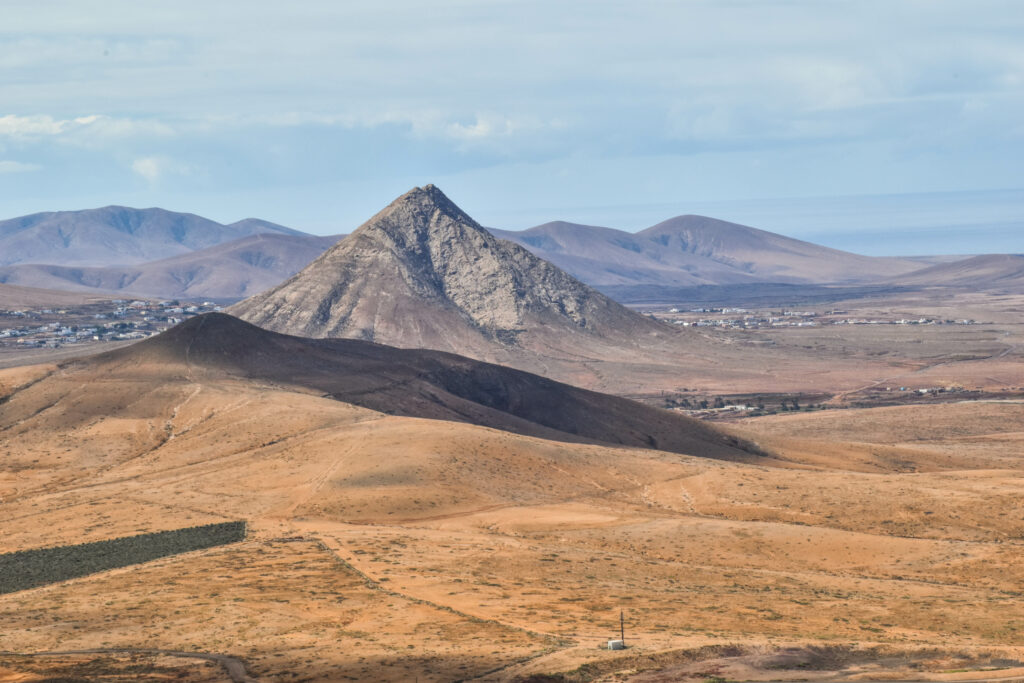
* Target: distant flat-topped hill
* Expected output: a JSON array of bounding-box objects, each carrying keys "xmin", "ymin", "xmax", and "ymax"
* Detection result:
[
  {"xmin": 0, "ymin": 205, "xmax": 306, "ymax": 267},
  {"xmin": 230, "ymin": 185, "xmax": 671, "ymax": 360},
  {"xmin": 0, "ymin": 282, "xmax": 114, "ymax": 308},
  {"xmin": 490, "ymin": 215, "xmax": 925, "ymax": 287},
  {"xmin": 0, "ymin": 232, "xmax": 339, "ymax": 300}
]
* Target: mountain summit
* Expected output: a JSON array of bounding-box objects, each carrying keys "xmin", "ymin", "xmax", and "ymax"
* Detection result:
[{"xmin": 230, "ymin": 185, "xmax": 667, "ymax": 359}]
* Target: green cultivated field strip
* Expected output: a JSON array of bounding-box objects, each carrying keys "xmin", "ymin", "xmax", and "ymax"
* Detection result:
[{"xmin": 0, "ymin": 521, "xmax": 246, "ymax": 594}]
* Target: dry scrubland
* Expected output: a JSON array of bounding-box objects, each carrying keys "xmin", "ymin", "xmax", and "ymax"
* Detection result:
[
  {"xmin": 2, "ymin": 307, "xmax": 1024, "ymax": 683},
  {"xmin": 646, "ymin": 290, "xmax": 1024, "ymax": 400},
  {"xmin": 506, "ymin": 289, "xmax": 1024, "ymax": 398}
]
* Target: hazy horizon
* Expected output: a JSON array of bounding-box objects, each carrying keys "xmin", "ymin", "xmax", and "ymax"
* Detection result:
[
  {"xmin": 478, "ymin": 186, "xmax": 1024, "ymax": 257},
  {"xmin": 3, "ymin": 1, "xmax": 1022, "ymax": 257},
  {"xmin": 3, "ymin": 185, "xmax": 1019, "ymax": 258}
]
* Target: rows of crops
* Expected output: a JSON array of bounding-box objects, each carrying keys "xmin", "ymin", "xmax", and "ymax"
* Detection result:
[{"xmin": 0, "ymin": 521, "xmax": 246, "ymax": 594}]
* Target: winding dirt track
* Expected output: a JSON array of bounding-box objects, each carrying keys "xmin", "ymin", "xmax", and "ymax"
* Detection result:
[{"xmin": 1, "ymin": 648, "xmax": 259, "ymax": 682}]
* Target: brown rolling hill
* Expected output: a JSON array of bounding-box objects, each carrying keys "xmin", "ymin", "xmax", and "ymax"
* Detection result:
[
  {"xmin": 889, "ymin": 253, "xmax": 1024, "ymax": 290},
  {"xmin": 490, "ymin": 215, "xmax": 924, "ymax": 287},
  {"xmin": 5, "ymin": 311, "xmax": 761, "ymax": 461},
  {"xmin": 0, "ymin": 205, "xmax": 306, "ymax": 267},
  {"xmin": 230, "ymin": 185, "xmax": 673, "ymax": 361},
  {"xmin": 0, "ymin": 232, "xmax": 338, "ymax": 300}
]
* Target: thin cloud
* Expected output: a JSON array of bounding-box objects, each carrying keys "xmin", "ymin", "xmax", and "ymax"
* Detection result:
[
  {"xmin": 0, "ymin": 114, "xmax": 174, "ymax": 141},
  {"xmin": 131, "ymin": 156, "xmax": 192, "ymax": 184},
  {"xmin": 0, "ymin": 160, "xmax": 41, "ymax": 173}
]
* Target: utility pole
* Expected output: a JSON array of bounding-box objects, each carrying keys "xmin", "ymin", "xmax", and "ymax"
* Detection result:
[{"xmin": 620, "ymin": 610, "xmax": 625, "ymax": 646}]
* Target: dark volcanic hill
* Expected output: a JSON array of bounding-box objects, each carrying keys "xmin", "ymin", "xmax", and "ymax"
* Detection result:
[
  {"xmin": 889, "ymin": 254, "xmax": 1024, "ymax": 291},
  {"xmin": 0, "ymin": 206, "xmax": 306, "ymax": 267},
  {"xmin": 0, "ymin": 233, "xmax": 338, "ymax": 300},
  {"xmin": 61, "ymin": 312, "xmax": 761, "ymax": 461},
  {"xmin": 230, "ymin": 185, "xmax": 670, "ymax": 359},
  {"xmin": 491, "ymin": 216, "xmax": 923, "ymax": 287}
]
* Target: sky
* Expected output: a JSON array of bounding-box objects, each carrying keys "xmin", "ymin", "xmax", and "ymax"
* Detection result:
[{"xmin": 1, "ymin": 0, "xmax": 1022, "ymax": 254}]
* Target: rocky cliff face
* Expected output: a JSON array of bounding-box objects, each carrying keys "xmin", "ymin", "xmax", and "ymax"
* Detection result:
[{"xmin": 230, "ymin": 185, "xmax": 667, "ymax": 357}]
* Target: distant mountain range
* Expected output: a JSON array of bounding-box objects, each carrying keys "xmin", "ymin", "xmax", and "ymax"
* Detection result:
[
  {"xmin": 490, "ymin": 216, "xmax": 926, "ymax": 286},
  {"xmin": 2, "ymin": 200, "xmax": 1018, "ymax": 305},
  {"xmin": 0, "ymin": 206, "xmax": 304, "ymax": 267},
  {"xmin": 0, "ymin": 233, "xmax": 338, "ymax": 300}
]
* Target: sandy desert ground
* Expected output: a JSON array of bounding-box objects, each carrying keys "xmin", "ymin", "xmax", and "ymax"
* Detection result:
[{"xmin": 1, "ymin": 300, "xmax": 1023, "ymax": 682}]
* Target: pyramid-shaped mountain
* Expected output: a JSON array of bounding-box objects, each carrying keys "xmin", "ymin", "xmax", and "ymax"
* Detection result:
[{"xmin": 230, "ymin": 185, "xmax": 668, "ymax": 358}]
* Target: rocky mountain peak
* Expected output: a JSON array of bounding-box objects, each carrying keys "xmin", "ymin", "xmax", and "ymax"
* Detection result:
[
  {"xmin": 352, "ymin": 184, "xmax": 486, "ymax": 249},
  {"xmin": 230, "ymin": 185, "xmax": 667, "ymax": 358}
]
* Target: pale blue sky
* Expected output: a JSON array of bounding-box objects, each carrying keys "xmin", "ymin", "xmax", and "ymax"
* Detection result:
[{"xmin": 1, "ymin": 0, "xmax": 1021, "ymax": 253}]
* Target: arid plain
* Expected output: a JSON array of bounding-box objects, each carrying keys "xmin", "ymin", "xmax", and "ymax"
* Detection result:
[{"xmin": 2, "ymin": 287, "xmax": 1023, "ymax": 682}]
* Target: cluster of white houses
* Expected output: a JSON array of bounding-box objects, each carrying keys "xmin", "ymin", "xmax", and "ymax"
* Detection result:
[{"xmin": 0, "ymin": 299, "xmax": 222, "ymax": 349}]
